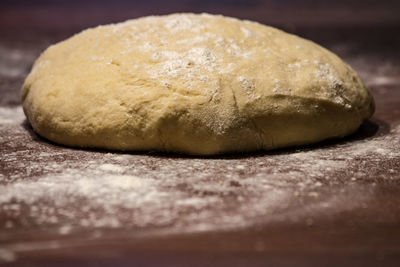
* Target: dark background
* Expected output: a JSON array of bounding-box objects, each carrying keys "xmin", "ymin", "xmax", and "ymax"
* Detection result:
[{"xmin": 1, "ymin": 0, "xmax": 400, "ymax": 34}]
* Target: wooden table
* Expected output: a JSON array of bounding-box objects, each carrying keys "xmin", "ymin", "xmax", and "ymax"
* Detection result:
[{"xmin": 1, "ymin": 1, "xmax": 400, "ymax": 266}]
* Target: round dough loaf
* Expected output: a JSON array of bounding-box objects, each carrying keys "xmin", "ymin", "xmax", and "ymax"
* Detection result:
[{"xmin": 22, "ymin": 13, "xmax": 374, "ymax": 155}]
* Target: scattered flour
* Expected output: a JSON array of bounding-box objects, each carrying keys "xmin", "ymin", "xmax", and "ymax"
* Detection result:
[
  {"xmin": 98, "ymin": 163, "xmax": 125, "ymax": 172},
  {"xmin": 0, "ymin": 114, "xmax": 399, "ymax": 263},
  {"xmin": 1, "ymin": 103, "xmax": 399, "ymax": 239},
  {"xmin": 0, "ymin": 106, "xmax": 25, "ymax": 124}
]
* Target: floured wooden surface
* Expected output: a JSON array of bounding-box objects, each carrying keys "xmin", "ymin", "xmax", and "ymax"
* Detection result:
[{"xmin": 1, "ymin": 27, "xmax": 400, "ymax": 266}]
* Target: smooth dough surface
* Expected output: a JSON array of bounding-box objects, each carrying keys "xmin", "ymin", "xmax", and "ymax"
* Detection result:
[{"xmin": 22, "ymin": 13, "xmax": 374, "ymax": 155}]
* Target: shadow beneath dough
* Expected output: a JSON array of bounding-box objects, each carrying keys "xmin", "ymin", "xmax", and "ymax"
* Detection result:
[
  {"xmin": 21, "ymin": 117, "xmax": 390, "ymax": 159},
  {"xmin": 151, "ymin": 118, "xmax": 390, "ymax": 159}
]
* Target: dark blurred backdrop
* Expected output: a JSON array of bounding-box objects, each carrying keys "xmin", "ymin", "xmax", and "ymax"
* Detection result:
[{"xmin": 1, "ymin": 0, "xmax": 399, "ymax": 33}]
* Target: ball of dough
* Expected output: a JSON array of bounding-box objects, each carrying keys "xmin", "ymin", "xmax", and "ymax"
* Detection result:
[{"xmin": 22, "ymin": 13, "xmax": 374, "ymax": 155}]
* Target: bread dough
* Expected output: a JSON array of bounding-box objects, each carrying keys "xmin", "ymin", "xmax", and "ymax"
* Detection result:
[{"xmin": 22, "ymin": 13, "xmax": 374, "ymax": 155}]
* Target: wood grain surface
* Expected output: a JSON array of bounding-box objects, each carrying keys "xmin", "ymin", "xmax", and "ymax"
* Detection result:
[{"xmin": 1, "ymin": 1, "xmax": 400, "ymax": 266}]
